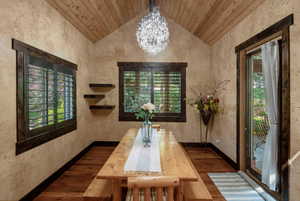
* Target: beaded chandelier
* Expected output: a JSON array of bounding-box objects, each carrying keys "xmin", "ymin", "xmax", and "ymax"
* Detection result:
[{"xmin": 136, "ymin": 0, "xmax": 169, "ymax": 55}]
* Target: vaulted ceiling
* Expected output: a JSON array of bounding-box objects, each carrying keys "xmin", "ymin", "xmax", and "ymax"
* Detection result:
[{"xmin": 46, "ymin": 0, "xmax": 265, "ymax": 45}]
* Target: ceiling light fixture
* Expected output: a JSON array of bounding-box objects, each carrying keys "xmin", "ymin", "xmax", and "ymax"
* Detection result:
[{"xmin": 136, "ymin": 0, "xmax": 169, "ymax": 55}]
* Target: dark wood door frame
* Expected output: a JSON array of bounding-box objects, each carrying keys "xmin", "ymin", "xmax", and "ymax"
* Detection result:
[
  {"xmin": 235, "ymin": 14, "xmax": 293, "ymax": 201},
  {"xmin": 245, "ymin": 48, "xmax": 263, "ymax": 181}
]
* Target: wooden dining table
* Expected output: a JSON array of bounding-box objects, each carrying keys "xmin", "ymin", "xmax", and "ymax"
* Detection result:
[{"xmin": 96, "ymin": 128, "xmax": 199, "ymax": 201}]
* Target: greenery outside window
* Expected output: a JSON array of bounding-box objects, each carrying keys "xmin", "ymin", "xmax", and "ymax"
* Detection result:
[
  {"xmin": 118, "ymin": 62, "xmax": 187, "ymax": 122},
  {"xmin": 13, "ymin": 39, "xmax": 77, "ymax": 155}
]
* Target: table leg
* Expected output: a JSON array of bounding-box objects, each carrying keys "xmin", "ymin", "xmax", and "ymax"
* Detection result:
[{"xmin": 112, "ymin": 179, "xmax": 121, "ymax": 201}]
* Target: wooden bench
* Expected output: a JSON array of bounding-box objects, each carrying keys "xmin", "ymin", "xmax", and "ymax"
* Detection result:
[
  {"xmin": 180, "ymin": 145, "xmax": 212, "ymax": 201},
  {"xmin": 127, "ymin": 176, "xmax": 179, "ymax": 201},
  {"xmin": 83, "ymin": 178, "xmax": 112, "ymax": 201},
  {"xmin": 184, "ymin": 179, "xmax": 212, "ymax": 201}
]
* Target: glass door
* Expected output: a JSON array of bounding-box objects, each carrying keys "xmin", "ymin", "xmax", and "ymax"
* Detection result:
[
  {"xmin": 246, "ymin": 49, "xmax": 269, "ymax": 179},
  {"xmin": 237, "ymin": 18, "xmax": 291, "ymax": 200}
]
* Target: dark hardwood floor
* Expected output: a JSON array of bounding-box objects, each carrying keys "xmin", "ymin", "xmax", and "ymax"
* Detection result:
[{"xmin": 33, "ymin": 146, "xmax": 236, "ymax": 201}]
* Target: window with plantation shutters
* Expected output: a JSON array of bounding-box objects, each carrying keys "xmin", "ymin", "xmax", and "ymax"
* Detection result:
[
  {"xmin": 13, "ymin": 39, "xmax": 77, "ymax": 155},
  {"xmin": 118, "ymin": 62, "xmax": 187, "ymax": 122},
  {"xmin": 153, "ymin": 71, "xmax": 182, "ymax": 113}
]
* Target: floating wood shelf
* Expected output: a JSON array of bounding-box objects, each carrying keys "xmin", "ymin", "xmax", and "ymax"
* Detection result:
[
  {"xmin": 89, "ymin": 83, "xmax": 115, "ymax": 88},
  {"xmin": 86, "ymin": 84, "xmax": 115, "ymax": 111},
  {"xmin": 84, "ymin": 94, "xmax": 105, "ymax": 99},
  {"xmin": 89, "ymin": 105, "xmax": 115, "ymax": 110}
]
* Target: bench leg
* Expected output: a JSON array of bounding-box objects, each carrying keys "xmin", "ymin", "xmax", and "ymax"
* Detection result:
[
  {"xmin": 176, "ymin": 181, "xmax": 184, "ymax": 201},
  {"xmin": 112, "ymin": 179, "xmax": 121, "ymax": 201}
]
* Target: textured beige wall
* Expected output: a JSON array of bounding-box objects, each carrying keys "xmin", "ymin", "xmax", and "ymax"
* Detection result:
[
  {"xmin": 90, "ymin": 17, "xmax": 212, "ymax": 143},
  {"xmin": 210, "ymin": 0, "xmax": 300, "ymax": 199},
  {"xmin": 0, "ymin": 0, "xmax": 95, "ymax": 200},
  {"xmin": 2, "ymin": 0, "xmax": 299, "ymax": 200}
]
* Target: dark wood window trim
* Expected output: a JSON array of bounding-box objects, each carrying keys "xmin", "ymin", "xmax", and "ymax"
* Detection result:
[
  {"xmin": 235, "ymin": 14, "xmax": 293, "ymax": 53},
  {"xmin": 13, "ymin": 39, "xmax": 77, "ymax": 155},
  {"xmin": 235, "ymin": 14, "xmax": 293, "ymax": 201},
  {"xmin": 118, "ymin": 62, "xmax": 187, "ymax": 122}
]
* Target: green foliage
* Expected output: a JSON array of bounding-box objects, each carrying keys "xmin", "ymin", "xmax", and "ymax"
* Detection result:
[
  {"xmin": 135, "ymin": 108, "xmax": 154, "ymax": 121},
  {"xmin": 123, "ymin": 71, "xmax": 182, "ymax": 114},
  {"xmin": 253, "ymin": 72, "xmax": 265, "ymax": 101},
  {"xmin": 251, "ymin": 72, "xmax": 269, "ymax": 136},
  {"xmin": 28, "ymin": 63, "xmax": 74, "ymax": 130},
  {"xmin": 189, "ymin": 95, "xmax": 220, "ymax": 114}
]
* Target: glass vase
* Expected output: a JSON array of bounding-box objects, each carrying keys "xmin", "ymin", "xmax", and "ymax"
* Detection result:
[{"xmin": 142, "ymin": 120, "xmax": 152, "ymax": 147}]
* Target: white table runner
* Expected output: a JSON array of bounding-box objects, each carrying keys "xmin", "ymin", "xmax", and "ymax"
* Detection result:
[{"xmin": 124, "ymin": 128, "xmax": 161, "ymax": 172}]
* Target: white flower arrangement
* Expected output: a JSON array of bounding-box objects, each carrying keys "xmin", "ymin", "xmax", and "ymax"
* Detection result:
[
  {"xmin": 141, "ymin": 103, "xmax": 155, "ymax": 112},
  {"xmin": 135, "ymin": 102, "xmax": 155, "ymax": 121}
]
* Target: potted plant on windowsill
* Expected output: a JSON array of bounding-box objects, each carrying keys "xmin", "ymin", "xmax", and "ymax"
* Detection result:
[{"xmin": 188, "ymin": 80, "xmax": 230, "ymax": 143}]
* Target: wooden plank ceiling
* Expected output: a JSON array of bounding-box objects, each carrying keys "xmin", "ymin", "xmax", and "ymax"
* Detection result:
[{"xmin": 46, "ymin": 0, "xmax": 265, "ymax": 45}]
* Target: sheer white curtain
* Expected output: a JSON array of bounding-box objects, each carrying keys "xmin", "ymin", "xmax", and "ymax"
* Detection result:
[{"xmin": 261, "ymin": 40, "xmax": 280, "ymax": 191}]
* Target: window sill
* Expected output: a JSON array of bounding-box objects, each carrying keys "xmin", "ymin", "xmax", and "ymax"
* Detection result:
[
  {"xmin": 16, "ymin": 124, "xmax": 77, "ymax": 155},
  {"xmin": 119, "ymin": 116, "xmax": 186, "ymax": 122}
]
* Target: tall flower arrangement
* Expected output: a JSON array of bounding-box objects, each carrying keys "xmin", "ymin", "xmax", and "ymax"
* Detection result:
[
  {"xmin": 188, "ymin": 80, "xmax": 230, "ymax": 142},
  {"xmin": 135, "ymin": 103, "xmax": 155, "ymax": 146},
  {"xmin": 192, "ymin": 95, "xmax": 220, "ymax": 125}
]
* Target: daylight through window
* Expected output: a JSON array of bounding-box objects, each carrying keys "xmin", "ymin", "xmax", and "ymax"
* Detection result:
[{"xmin": 118, "ymin": 62, "xmax": 186, "ymax": 122}]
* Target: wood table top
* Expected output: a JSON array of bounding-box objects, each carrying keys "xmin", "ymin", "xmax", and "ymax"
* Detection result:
[{"xmin": 97, "ymin": 128, "xmax": 199, "ymax": 181}]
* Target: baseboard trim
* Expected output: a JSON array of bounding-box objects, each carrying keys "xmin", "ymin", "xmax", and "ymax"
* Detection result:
[
  {"xmin": 181, "ymin": 142, "xmax": 210, "ymax": 147},
  {"xmin": 19, "ymin": 142, "xmax": 94, "ymax": 201},
  {"xmin": 93, "ymin": 141, "xmax": 119, "ymax": 146},
  {"xmin": 209, "ymin": 143, "xmax": 238, "ymax": 170}
]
